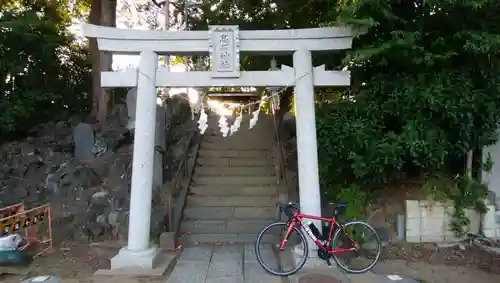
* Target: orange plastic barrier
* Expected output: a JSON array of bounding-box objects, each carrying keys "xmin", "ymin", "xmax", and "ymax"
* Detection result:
[{"xmin": 0, "ymin": 203, "xmax": 53, "ymax": 257}]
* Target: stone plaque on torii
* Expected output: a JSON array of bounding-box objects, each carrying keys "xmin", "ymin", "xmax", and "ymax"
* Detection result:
[{"xmin": 209, "ymin": 25, "xmax": 240, "ymax": 78}]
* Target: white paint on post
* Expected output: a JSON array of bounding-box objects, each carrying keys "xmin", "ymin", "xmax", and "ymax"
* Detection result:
[
  {"xmin": 313, "ymin": 65, "xmax": 351, "ymax": 86},
  {"xmin": 293, "ymin": 49, "xmax": 323, "ymax": 254},
  {"xmin": 127, "ymin": 50, "xmax": 158, "ymax": 251},
  {"xmin": 126, "ymin": 88, "xmax": 137, "ymax": 130},
  {"xmin": 154, "ymin": 104, "xmax": 166, "ymax": 190},
  {"xmin": 110, "ymin": 51, "xmax": 160, "ymax": 270}
]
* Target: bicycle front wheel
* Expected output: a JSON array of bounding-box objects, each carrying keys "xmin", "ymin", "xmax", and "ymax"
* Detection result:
[
  {"xmin": 331, "ymin": 221, "xmax": 381, "ymax": 273},
  {"xmin": 255, "ymin": 221, "xmax": 309, "ymax": 276}
]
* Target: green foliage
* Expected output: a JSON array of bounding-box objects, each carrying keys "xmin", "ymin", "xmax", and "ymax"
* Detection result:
[
  {"xmin": 0, "ymin": 0, "xmax": 91, "ymax": 138},
  {"xmin": 315, "ymin": 0, "xmax": 500, "ymax": 230},
  {"xmin": 181, "ymin": 0, "xmax": 338, "ymax": 71},
  {"xmin": 164, "ymin": 56, "xmax": 188, "ymax": 67},
  {"xmin": 423, "ymin": 174, "xmax": 488, "ymax": 237},
  {"xmin": 483, "ymin": 153, "xmax": 494, "ymax": 172},
  {"xmin": 326, "ymin": 184, "xmax": 370, "ymax": 221}
]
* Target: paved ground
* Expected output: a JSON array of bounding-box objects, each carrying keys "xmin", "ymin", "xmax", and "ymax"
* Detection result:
[
  {"xmin": 165, "ymin": 245, "xmax": 424, "ymax": 283},
  {"xmin": 165, "ymin": 245, "xmax": 282, "ymax": 283}
]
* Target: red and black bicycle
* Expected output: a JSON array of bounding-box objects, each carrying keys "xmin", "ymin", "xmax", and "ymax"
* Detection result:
[{"xmin": 254, "ymin": 201, "xmax": 381, "ymax": 276}]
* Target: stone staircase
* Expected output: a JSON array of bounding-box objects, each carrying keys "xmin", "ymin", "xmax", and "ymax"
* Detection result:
[{"xmin": 179, "ymin": 112, "xmax": 280, "ymax": 245}]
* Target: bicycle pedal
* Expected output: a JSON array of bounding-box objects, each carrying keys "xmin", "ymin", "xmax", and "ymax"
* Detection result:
[{"xmin": 325, "ymin": 259, "xmax": 332, "ymax": 266}]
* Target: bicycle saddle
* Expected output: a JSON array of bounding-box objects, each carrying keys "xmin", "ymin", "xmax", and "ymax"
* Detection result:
[
  {"xmin": 276, "ymin": 200, "xmax": 299, "ymax": 209},
  {"xmin": 335, "ymin": 202, "xmax": 349, "ymax": 208},
  {"xmin": 276, "ymin": 201, "xmax": 299, "ymax": 218},
  {"xmin": 332, "ymin": 202, "xmax": 349, "ymax": 216}
]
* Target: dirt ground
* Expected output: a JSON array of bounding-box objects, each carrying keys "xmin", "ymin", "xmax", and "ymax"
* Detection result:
[
  {"xmin": 372, "ymin": 242, "xmax": 500, "ymax": 283},
  {"xmin": 381, "ymin": 242, "xmax": 500, "ymax": 273},
  {"xmin": 373, "ymin": 260, "xmax": 500, "ymax": 283},
  {"xmin": 1, "ymin": 242, "xmax": 499, "ymax": 283},
  {"xmin": 0, "ymin": 239, "xmax": 177, "ymax": 283},
  {"xmin": 0, "ymin": 242, "xmax": 115, "ymax": 283}
]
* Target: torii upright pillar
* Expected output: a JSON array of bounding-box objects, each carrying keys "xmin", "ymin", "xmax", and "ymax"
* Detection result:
[
  {"xmin": 293, "ymin": 49, "xmax": 323, "ymax": 255},
  {"xmin": 110, "ymin": 51, "xmax": 161, "ymax": 269}
]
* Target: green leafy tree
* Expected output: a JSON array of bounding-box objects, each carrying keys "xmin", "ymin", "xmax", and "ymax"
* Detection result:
[
  {"xmin": 316, "ymin": 0, "xmax": 500, "ymax": 193},
  {"xmin": 0, "ymin": 0, "xmax": 92, "ymax": 138},
  {"xmin": 168, "ymin": 0, "xmax": 338, "ymax": 71}
]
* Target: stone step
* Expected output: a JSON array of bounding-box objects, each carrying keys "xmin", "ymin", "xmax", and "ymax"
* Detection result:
[
  {"xmin": 206, "ymin": 116, "xmax": 272, "ymax": 124},
  {"xmin": 200, "ymin": 140, "xmax": 272, "ymax": 150},
  {"xmin": 193, "ymin": 175, "xmax": 277, "ymax": 185},
  {"xmin": 200, "ymin": 143, "xmax": 272, "ymax": 150},
  {"xmin": 195, "ymin": 166, "xmax": 275, "ymax": 176},
  {"xmin": 201, "ymin": 132, "xmax": 273, "ymax": 139},
  {"xmin": 178, "ymin": 233, "xmax": 275, "ymax": 245},
  {"xmin": 187, "ymin": 195, "xmax": 275, "ymax": 207},
  {"xmin": 196, "ymin": 157, "xmax": 274, "ymax": 167},
  {"xmin": 205, "ymin": 117, "xmax": 270, "ymax": 125},
  {"xmin": 202, "ymin": 134, "xmax": 273, "ymax": 142},
  {"xmin": 202, "ymin": 132, "xmax": 273, "ymax": 140},
  {"xmin": 183, "ymin": 206, "xmax": 277, "ymax": 220},
  {"xmin": 190, "ymin": 185, "xmax": 279, "ymax": 196},
  {"xmin": 180, "ymin": 219, "xmax": 273, "ymax": 234},
  {"xmin": 198, "ymin": 149, "xmax": 272, "ymax": 158},
  {"xmin": 206, "ymin": 120, "xmax": 272, "ymax": 127}
]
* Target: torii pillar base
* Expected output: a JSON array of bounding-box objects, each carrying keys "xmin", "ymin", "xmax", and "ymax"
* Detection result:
[{"xmin": 93, "ymin": 249, "xmax": 177, "ymax": 278}]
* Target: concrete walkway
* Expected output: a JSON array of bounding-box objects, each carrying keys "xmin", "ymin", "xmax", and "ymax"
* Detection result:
[
  {"xmin": 165, "ymin": 245, "xmax": 283, "ymax": 283},
  {"xmin": 166, "ymin": 245, "xmax": 421, "ymax": 283}
]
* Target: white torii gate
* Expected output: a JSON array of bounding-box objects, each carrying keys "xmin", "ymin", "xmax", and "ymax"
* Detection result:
[{"xmin": 81, "ymin": 23, "xmax": 354, "ymax": 270}]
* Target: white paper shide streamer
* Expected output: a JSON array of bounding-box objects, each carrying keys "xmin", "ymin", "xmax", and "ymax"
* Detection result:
[
  {"xmin": 189, "ymin": 100, "xmax": 196, "ymax": 120},
  {"xmin": 249, "ymin": 96, "xmax": 266, "ymax": 130},
  {"xmin": 248, "ymin": 109, "xmax": 259, "ymax": 130},
  {"xmin": 197, "ymin": 108, "xmax": 208, "ymax": 134},
  {"xmin": 191, "ymin": 95, "xmax": 204, "ymax": 120},
  {"xmin": 195, "ymin": 90, "xmax": 285, "ymax": 136},
  {"xmin": 271, "ymin": 93, "xmax": 280, "ymax": 111},
  {"xmin": 230, "ymin": 113, "xmax": 243, "ymax": 136},
  {"xmin": 218, "ymin": 115, "xmax": 229, "ymax": 137}
]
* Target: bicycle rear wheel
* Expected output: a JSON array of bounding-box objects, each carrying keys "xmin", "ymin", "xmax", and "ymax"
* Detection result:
[
  {"xmin": 331, "ymin": 221, "xmax": 381, "ymax": 273},
  {"xmin": 255, "ymin": 221, "xmax": 309, "ymax": 276}
]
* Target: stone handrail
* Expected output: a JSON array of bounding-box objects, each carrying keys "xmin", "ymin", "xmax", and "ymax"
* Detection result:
[
  {"xmin": 271, "ymin": 110, "xmax": 290, "ymax": 211},
  {"xmin": 166, "ymin": 122, "xmax": 201, "ymax": 235}
]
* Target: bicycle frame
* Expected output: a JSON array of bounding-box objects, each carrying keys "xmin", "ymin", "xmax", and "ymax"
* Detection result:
[{"xmin": 279, "ymin": 212, "xmax": 359, "ymax": 255}]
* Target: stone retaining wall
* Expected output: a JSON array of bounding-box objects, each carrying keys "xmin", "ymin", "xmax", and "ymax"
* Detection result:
[
  {"xmin": 0, "ymin": 93, "xmax": 195, "ymax": 243},
  {"xmin": 405, "ymin": 200, "xmax": 485, "ymax": 243}
]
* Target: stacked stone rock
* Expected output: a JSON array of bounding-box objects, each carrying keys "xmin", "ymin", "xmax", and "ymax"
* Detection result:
[{"xmin": 0, "ymin": 90, "xmax": 193, "ymax": 243}]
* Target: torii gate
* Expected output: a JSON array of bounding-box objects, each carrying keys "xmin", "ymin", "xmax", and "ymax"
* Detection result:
[{"xmin": 81, "ymin": 23, "xmax": 354, "ymax": 270}]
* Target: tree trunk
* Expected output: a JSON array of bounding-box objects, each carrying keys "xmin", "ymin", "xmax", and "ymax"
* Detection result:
[
  {"xmin": 97, "ymin": 0, "xmax": 117, "ymax": 127},
  {"xmin": 466, "ymin": 149, "xmax": 474, "ymax": 177},
  {"xmin": 88, "ymin": 0, "xmax": 102, "ymax": 119}
]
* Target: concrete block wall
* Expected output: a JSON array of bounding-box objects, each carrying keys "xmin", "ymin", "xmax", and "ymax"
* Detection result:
[
  {"xmin": 482, "ymin": 142, "xmax": 500, "ymax": 239},
  {"xmin": 483, "ymin": 204, "xmax": 500, "ymax": 239},
  {"xmin": 405, "ymin": 200, "xmax": 481, "ymax": 243}
]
